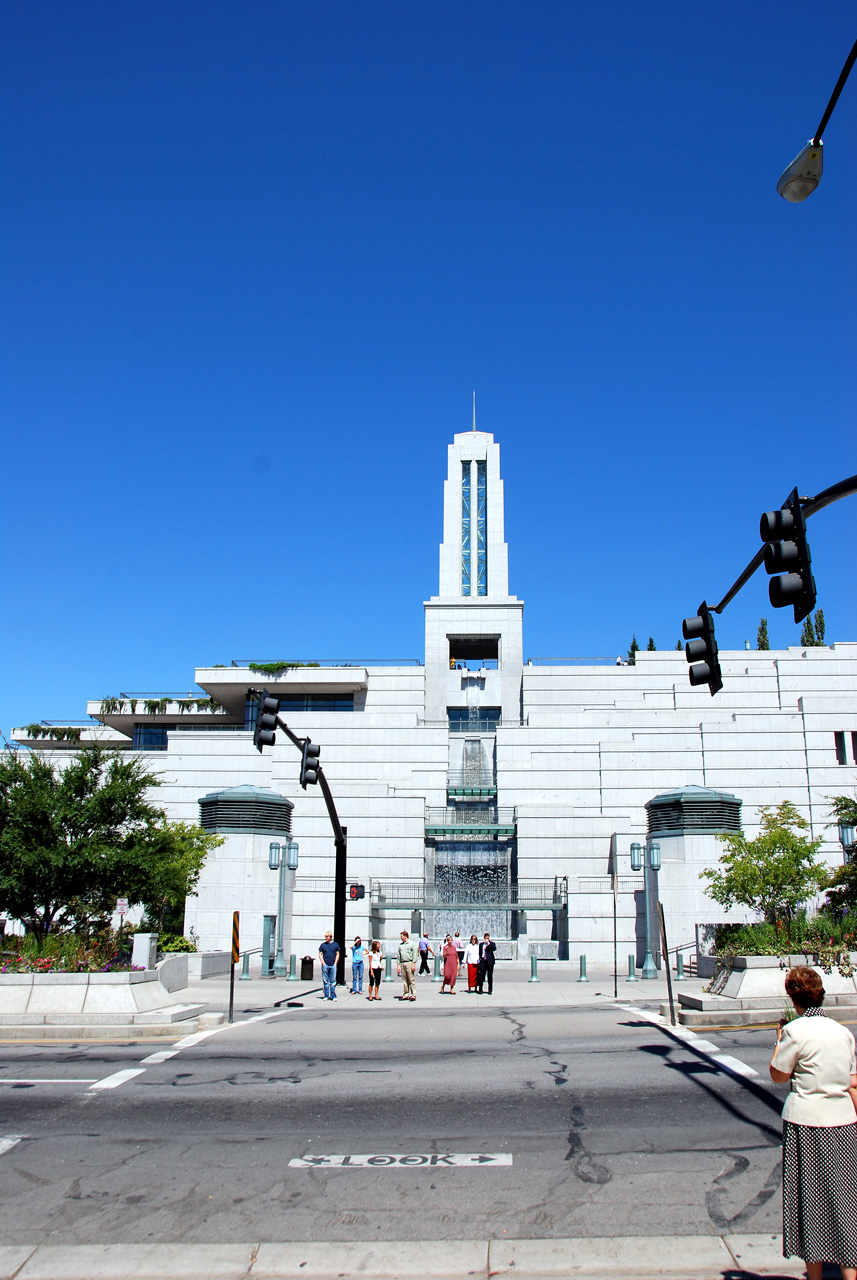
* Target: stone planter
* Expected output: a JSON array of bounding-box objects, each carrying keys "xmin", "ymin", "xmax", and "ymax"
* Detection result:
[
  {"xmin": 678, "ymin": 953, "xmax": 857, "ymax": 1021},
  {"xmin": 0, "ymin": 969, "xmax": 204, "ymax": 1026}
]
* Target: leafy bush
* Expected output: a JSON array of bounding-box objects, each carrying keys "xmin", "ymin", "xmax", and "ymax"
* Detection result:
[
  {"xmin": 0, "ymin": 929, "xmax": 140, "ymax": 973},
  {"xmin": 158, "ymin": 933, "xmax": 197, "ymax": 953},
  {"xmin": 712, "ymin": 911, "xmax": 857, "ymax": 976}
]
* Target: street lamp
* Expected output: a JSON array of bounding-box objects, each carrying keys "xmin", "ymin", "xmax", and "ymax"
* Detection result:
[
  {"xmin": 269, "ymin": 840, "xmax": 299, "ymax": 978},
  {"xmin": 777, "ymin": 37, "xmax": 857, "ymax": 201},
  {"xmin": 630, "ymin": 840, "xmax": 661, "ymax": 980},
  {"xmin": 838, "ymin": 824, "xmax": 856, "ymax": 863}
]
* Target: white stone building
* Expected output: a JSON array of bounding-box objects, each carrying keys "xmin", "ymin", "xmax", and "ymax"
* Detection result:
[{"xmin": 14, "ymin": 427, "xmax": 857, "ymax": 967}]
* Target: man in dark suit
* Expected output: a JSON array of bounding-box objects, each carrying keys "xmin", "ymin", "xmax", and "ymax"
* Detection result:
[{"xmin": 477, "ymin": 932, "xmax": 496, "ymax": 994}]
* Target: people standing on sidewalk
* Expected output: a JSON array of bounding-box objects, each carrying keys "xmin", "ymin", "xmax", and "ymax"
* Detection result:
[
  {"xmin": 464, "ymin": 934, "xmax": 480, "ymax": 992},
  {"xmin": 770, "ymin": 965, "xmax": 857, "ymax": 1280},
  {"xmin": 454, "ymin": 931, "xmax": 464, "ymax": 975},
  {"xmin": 477, "ymin": 932, "xmax": 496, "ymax": 994},
  {"xmin": 367, "ymin": 939, "xmax": 384, "ymax": 1001},
  {"xmin": 396, "ymin": 930, "xmax": 418, "ymax": 1001},
  {"xmin": 318, "ymin": 932, "xmax": 340, "ymax": 1001},
  {"xmin": 350, "ymin": 936, "xmax": 365, "ymax": 994},
  {"xmin": 417, "ymin": 933, "xmax": 434, "ymax": 976},
  {"xmin": 441, "ymin": 935, "xmax": 458, "ymax": 994}
]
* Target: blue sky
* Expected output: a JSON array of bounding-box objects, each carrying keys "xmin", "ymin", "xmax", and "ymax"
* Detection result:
[{"xmin": 2, "ymin": 1, "xmax": 855, "ymax": 733}]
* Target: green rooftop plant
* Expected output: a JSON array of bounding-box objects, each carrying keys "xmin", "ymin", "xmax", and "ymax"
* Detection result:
[{"xmin": 248, "ymin": 661, "xmax": 321, "ymax": 677}]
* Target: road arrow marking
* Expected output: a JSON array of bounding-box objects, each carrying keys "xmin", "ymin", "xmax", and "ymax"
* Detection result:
[
  {"xmin": 288, "ymin": 1153, "xmax": 512, "ymax": 1168},
  {"xmin": 0, "ymin": 1135, "xmax": 26, "ymax": 1157}
]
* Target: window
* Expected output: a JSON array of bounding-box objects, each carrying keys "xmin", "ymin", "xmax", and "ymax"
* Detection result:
[
  {"xmin": 448, "ymin": 635, "xmax": 499, "ymax": 670},
  {"xmin": 476, "ymin": 459, "xmax": 487, "ymax": 595},
  {"xmin": 245, "ymin": 694, "xmax": 354, "ymax": 726},
  {"xmin": 132, "ymin": 724, "xmax": 170, "ymax": 751},
  {"xmin": 835, "ymin": 732, "xmax": 847, "ymax": 765},
  {"xmin": 852, "ymin": 733, "xmax": 857, "ymax": 766},
  {"xmin": 448, "ymin": 707, "xmax": 501, "ymax": 733},
  {"xmin": 279, "ymin": 694, "xmax": 355, "ymax": 713},
  {"xmin": 461, "ymin": 461, "xmax": 471, "ymax": 596}
]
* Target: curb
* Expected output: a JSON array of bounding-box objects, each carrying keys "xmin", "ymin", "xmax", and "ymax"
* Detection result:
[{"xmin": 0, "ymin": 1235, "xmax": 805, "ymax": 1280}]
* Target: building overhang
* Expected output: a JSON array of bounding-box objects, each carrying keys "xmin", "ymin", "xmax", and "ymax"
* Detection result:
[{"xmin": 194, "ymin": 666, "xmax": 369, "ymax": 718}]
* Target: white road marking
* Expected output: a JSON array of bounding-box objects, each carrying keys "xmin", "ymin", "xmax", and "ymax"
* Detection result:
[
  {"xmin": 0, "ymin": 1135, "xmax": 26, "ymax": 1156},
  {"xmin": 88, "ymin": 1068, "xmax": 146, "ymax": 1090},
  {"xmin": 289, "ymin": 1152, "xmax": 513, "ymax": 1168},
  {"xmin": 614, "ymin": 1004, "xmax": 759, "ymax": 1078},
  {"xmin": 139, "ymin": 1050, "xmax": 179, "ymax": 1065},
  {"xmin": 0, "ymin": 1079, "xmax": 97, "ymax": 1085}
]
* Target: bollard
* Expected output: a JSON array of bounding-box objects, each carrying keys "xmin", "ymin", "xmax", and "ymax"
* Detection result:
[
  {"xmin": 383, "ymin": 954, "xmax": 394, "ymax": 983},
  {"xmin": 578, "ymin": 955, "xmax": 589, "ymax": 983},
  {"xmin": 432, "ymin": 952, "xmax": 441, "ymax": 983},
  {"xmin": 287, "ymin": 953, "xmax": 298, "ymax": 981},
  {"xmin": 676, "ymin": 952, "xmax": 685, "ymax": 980},
  {"xmin": 529, "ymin": 953, "xmax": 540, "ymax": 983},
  {"xmin": 626, "ymin": 954, "xmax": 638, "ymax": 982},
  {"xmin": 239, "ymin": 951, "xmax": 252, "ymax": 981}
]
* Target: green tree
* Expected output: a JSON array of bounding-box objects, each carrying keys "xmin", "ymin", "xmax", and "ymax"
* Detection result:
[
  {"xmin": 756, "ymin": 618, "xmax": 769, "ymax": 650},
  {"xmin": 814, "ymin": 608, "xmax": 825, "ymax": 645},
  {"xmin": 646, "ymin": 637, "xmax": 656, "ymax": 651},
  {"xmin": 701, "ymin": 801, "xmax": 826, "ymax": 928},
  {"xmin": 0, "ymin": 746, "xmax": 218, "ymax": 943},
  {"xmin": 627, "ymin": 635, "xmax": 639, "ymax": 666},
  {"xmin": 821, "ymin": 793, "xmax": 857, "ymax": 917},
  {"xmin": 800, "ymin": 614, "xmax": 817, "ymax": 646},
  {"xmin": 135, "ymin": 820, "xmax": 222, "ymax": 932},
  {"xmin": 675, "ymin": 640, "xmax": 682, "ymax": 651}
]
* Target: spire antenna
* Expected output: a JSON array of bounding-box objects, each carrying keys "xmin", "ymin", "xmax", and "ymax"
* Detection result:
[{"xmin": 472, "ymin": 391, "xmax": 476, "ymax": 432}]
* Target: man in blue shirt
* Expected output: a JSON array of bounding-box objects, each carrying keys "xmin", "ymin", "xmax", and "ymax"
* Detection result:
[{"xmin": 318, "ymin": 932, "xmax": 340, "ymax": 1001}]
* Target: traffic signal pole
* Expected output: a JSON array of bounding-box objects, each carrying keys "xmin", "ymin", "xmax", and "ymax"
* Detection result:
[
  {"xmin": 709, "ymin": 472, "xmax": 857, "ymax": 617},
  {"xmin": 248, "ymin": 688, "xmax": 350, "ymax": 987}
]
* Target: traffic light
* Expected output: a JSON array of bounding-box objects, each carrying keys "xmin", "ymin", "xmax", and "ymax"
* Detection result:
[
  {"xmin": 760, "ymin": 487, "xmax": 816, "ymax": 624},
  {"xmin": 253, "ymin": 693, "xmax": 280, "ymax": 752},
  {"xmin": 348, "ymin": 884, "xmax": 365, "ymax": 900},
  {"xmin": 682, "ymin": 602, "xmax": 723, "ymax": 696},
  {"xmin": 299, "ymin": 739, "xmax": 321, "ymax": 788}
]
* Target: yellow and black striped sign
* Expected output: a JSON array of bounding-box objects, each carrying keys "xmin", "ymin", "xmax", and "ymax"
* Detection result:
[{"xmin": 232, "ymin": 911, "xmax": 240, "ymax": 964}]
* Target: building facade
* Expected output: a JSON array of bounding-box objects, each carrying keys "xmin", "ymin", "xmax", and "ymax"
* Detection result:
[{"xmin": 15, "ymin": 427, "xmax": 857, "ymax": 965}]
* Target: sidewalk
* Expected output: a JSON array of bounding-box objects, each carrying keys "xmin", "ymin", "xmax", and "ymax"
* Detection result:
[
  {"xmin": 0, "ymin": 1234, "xmax": 808, "ymax": 1279},
  {"xmin": 188, "ymin": 961, "xmax": 708, "ymax": 1019}
]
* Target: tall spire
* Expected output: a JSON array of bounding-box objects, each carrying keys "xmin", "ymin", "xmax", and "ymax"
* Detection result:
[{"xmin": 472, "ymin": 391, "xmax": 476, "ymax": 432}]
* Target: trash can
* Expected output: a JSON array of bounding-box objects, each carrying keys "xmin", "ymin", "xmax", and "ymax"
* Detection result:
[{"xmin": 300, "ymin": 956, "xmax": 314, "ymax": 981}]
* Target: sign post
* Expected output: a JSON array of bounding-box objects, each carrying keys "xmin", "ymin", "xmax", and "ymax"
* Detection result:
[
  {"xmin": 229, "ymin": 911, "xmax": 240, "ymax": 1025},
  {"xmin": 115, "ymin": 898, "xmax": 129, "ymax": 954}
]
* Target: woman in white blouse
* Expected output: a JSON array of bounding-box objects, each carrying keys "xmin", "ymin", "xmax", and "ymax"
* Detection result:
[
  {"xmin": 770, "ymin": 965, "xmax": 857, "ymax": 1280},
  {"xmin": 464, "ymin": 935, "xmax": 481, "ymax": 992}
]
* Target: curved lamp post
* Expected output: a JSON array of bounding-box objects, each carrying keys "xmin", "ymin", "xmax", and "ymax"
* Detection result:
[
  {"xmin": 630, "ymin": 840, "xmax": 661, "ymax": 979},
  {"xmin": 269, "ymin": 840, "xmax": 299, "ymax": 977},
  {"xmin": 778, "ymin": 37, "xmax": 857, "ymax": 201}
]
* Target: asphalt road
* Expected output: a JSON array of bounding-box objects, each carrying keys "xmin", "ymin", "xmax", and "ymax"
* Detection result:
[{"xmin": 0, "ymin": 994, "xmax": 791, "ymax": 1246}]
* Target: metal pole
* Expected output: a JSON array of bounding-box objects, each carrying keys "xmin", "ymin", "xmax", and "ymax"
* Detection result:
[
  {"xmin": 529, "ymin": 954, "xmax": 540, "ymax": 983},
  {"xmin": 432, "ymin": 951, "xmax": 441, "ymax": 983},
  {"xmin": 239, "ymin": 951, "xmax": 251, "ymax": 981},
  {"xmin": 229, "ymin": 911, "xmax": 239, "ymax": 1025},
  {"xmin": 612, "ymin": 860, "xmax": 618, "ymax": 1000},
  {"xmin": 383, "ymin": 954, "xmax": 394, "ymax": 983},
  {"xmin": 287, "ymin": 953, "xmax": 298, "ymax": 981},
  {"xmin": 641, "ymin": 852, "xmax": 657, "ymax": 979},
  {"xmin": 273, "ymin": 850, "xmax": 287, "ymax": 978},
  {"xmin": 578, "ymin": 955, "xmax": 588, "ymax": 983},
  {"xmin": 676, "ymin": 952, "xmax": 685, "ymax": 980},
  {"xmin": 626, "ymin": 954, "xmax": 637, "ymax": 982},
  {"xmin": 658, "ymin": 902, "xmax": 677, "ymax": 1026}
]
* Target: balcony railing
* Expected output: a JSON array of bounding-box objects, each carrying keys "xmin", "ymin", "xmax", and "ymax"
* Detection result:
[
  {"xmin": 370, "ymin": 879, "xmax": 564, "ymax": 911},
  {"xmin": 230, "ymin": 658, "xmax": 422, "ymax": 668},
  {"xmin": 447, "ymin": 772, "xmax": 496, "ymax": 795},
  {"xmin": 425, "ymin": 806, "xmax": 516, "ymax": 835}
]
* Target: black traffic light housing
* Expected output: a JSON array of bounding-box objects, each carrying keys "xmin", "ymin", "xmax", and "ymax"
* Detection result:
[
  {"xmin": 348, "ymin": 884, "xmax": 365, "ymax": 900},
  {"xmin": 253, "ymin": 692, "xmax": 280, "ymax": 753},
  {"xmin": 760, "ymin": 487, "xmax": 816, "ymax": 624},
  {"xmin": 682, "ymin": 601, "xmax": 723, "ymax": 696},
  {"xmin": 300, "ymin": 740, "xmax": 321, "ymax": 788}
]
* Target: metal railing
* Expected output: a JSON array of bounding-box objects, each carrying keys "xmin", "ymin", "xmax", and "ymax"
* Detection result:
[
  {"xmin": 526, "ymin": 657, "xmax": 620, "ymax": 666},
  {"xmin": 370, "ymin": 879, "xmax": 564, "ymax": 910},
  {"xmin": 425, "ymin": 806, "xmax": 516, "ymax": 827}
]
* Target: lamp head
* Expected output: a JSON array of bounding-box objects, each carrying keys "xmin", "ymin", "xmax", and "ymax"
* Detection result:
[
  {"xmin": 286, "ymin": 840, "xmax": 299, "ymax": 871},
  {"xmin": 777, "ymin": 140, "xmax": 823, "ymax": 202},
  {"xmin": 268, "ymin": 841, "xmax": 281, "ymax": 870},
  {"xmin": 630, "ymin": 842, "xmax": 642, "ymax": 872},
  {"xmin": 648, "ymin": 841, "xmax": 662, "ymax": 871}
]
